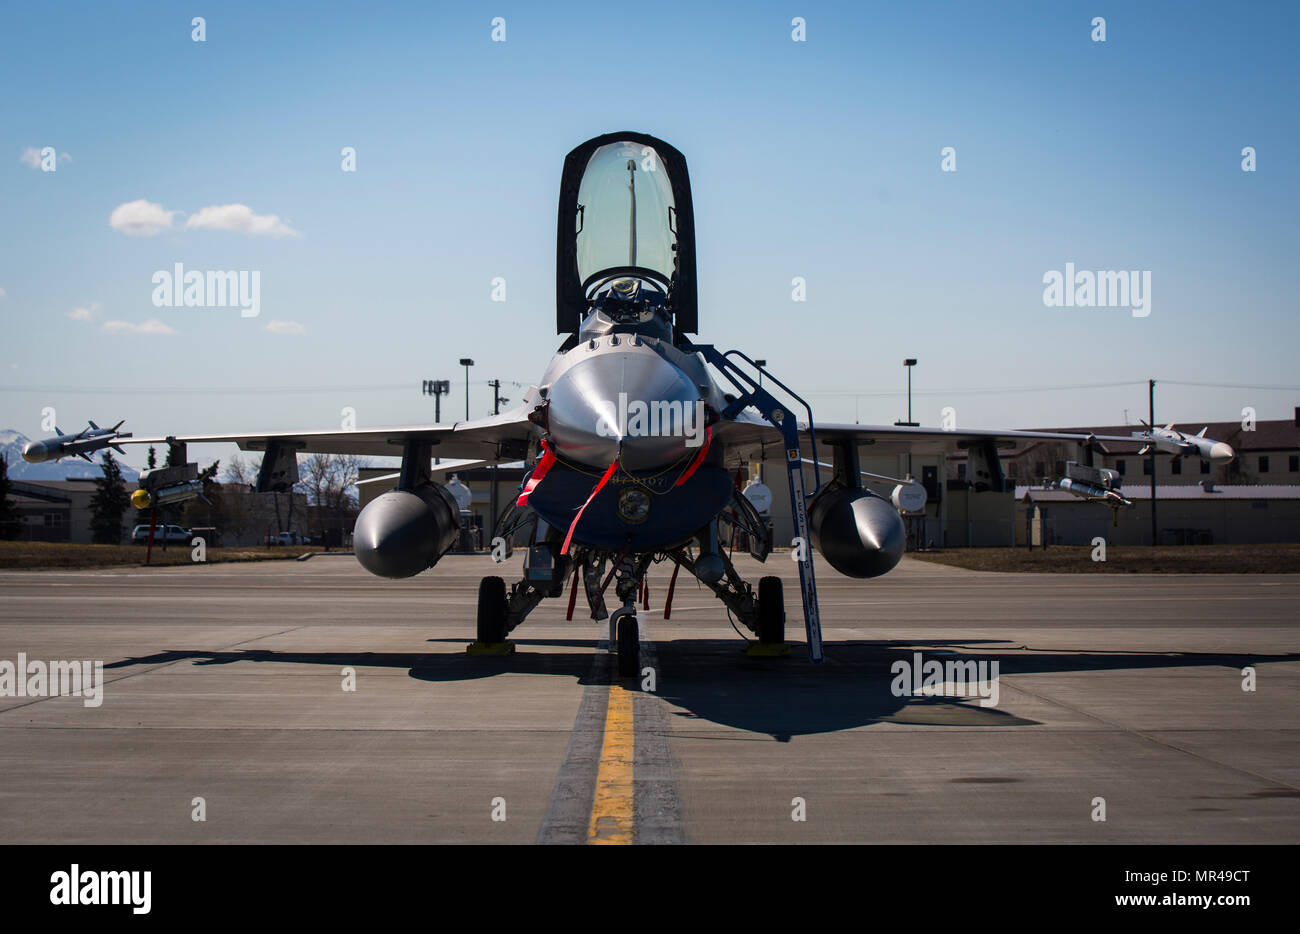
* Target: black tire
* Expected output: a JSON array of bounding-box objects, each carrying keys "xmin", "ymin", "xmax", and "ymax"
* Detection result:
[
  {"xmin": 756, "ymin": 576, "xmax": 785, "ymax": 644},
  {"xmin": 616, "ymin": 612, "xmax": 640, "ymax": 677},
  {"xmin": 476, "ymin": 576, "xmax": 508, "ymax": 643}
]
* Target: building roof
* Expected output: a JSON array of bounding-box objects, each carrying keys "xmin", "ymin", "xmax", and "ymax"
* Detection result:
[{"xmin": 1017, "ymin": 483, "xmax": 1300, "ymax": 502}]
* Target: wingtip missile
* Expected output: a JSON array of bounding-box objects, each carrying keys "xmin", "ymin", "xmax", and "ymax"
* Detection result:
[
  {"xmin": 1130, "ymin": 424, "xmax": 1234, "ymax": 465},
  {"xmin": 21, "ymin": 420, "xmax": 134, "ymax": 464}
]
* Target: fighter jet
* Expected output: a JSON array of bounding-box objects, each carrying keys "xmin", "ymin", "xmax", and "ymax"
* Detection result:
[
  {"xmin": 26, "ymin": 132, "xmax": 1237, "ymax": 674},
  {"xmin": 21, "ymin": 420, "xmax": 131, "ymax": 463}
]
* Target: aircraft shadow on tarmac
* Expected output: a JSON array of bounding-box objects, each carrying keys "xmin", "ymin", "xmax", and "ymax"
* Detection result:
[{"xmin": 105, "ymin": 639, "xmax": 1298, "ymax": 742}]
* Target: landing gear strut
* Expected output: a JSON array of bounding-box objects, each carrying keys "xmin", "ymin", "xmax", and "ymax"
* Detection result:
[{"xmin": 606, "ymin": 552, "xmax": 647, "ymax": 677}]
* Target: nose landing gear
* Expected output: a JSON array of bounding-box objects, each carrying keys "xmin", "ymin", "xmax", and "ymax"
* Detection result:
[
  {"xmin": 610, "ymin": 605, "xmax": 640, "ymax": 677},
  {"xmin": 608, "ymin": 553, "xmax": 646, "ymax": 677}
]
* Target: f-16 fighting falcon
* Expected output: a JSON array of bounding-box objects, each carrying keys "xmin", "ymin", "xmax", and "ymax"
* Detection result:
[{"xmin": 24, "ymin": 132, "xmax": 1236, "ymax": 675}]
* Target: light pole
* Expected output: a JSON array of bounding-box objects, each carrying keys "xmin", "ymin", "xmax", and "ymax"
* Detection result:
[
  {"xmin": 459, "ymin": 359, "xmax": 475, "ymax": 421},
  {"xmin": 895, "ymin": 359, "xmax": 919, "ymax": 550},
  {"xmin": 487, "ymin": 379, "xmax": 510, "ymax": 538},
  {"xmin": 894, "ymin": 359, "xmax": 918, "ymax": 427},
  {"xmin": 1149, "ymin": 378, "xmax": 1157, "ymax": 547},
  {"xmin": 754, "ymin": 359, "xmax": 767, "ymax": 390}
]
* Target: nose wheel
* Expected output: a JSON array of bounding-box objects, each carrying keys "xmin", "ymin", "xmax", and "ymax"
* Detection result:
[{"xmin": 610, "ymin": 606, "xmax": 640, "ymax": 677}]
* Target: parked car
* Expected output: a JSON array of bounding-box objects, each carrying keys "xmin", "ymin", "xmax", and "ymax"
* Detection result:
[
  {"xmin": 132, "ymin": 524, "xmax": 193, "ymax": 544},
  {"xmin": 262, "ymin": 531, "xmax": 308, "ymax": 546}
]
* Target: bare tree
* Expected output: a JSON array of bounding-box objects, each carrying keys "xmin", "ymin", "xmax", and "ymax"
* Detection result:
[{"xmin": 301, "ymin": 453, "xmax": 367, "ymax": 541}]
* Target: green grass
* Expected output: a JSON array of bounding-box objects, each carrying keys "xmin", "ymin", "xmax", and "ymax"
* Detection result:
[
  {"xmin": 0, "ymin": 540, "xmax": 321, "ymax": 569},
  {"xmin": 908, "ymin": 544, "xmax": 1300, "ymax": 573}
]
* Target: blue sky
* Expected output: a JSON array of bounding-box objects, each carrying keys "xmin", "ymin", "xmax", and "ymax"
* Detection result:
[{"xmin": 2, "ymin": 0, "xmax": 1296, "ymax": 471}]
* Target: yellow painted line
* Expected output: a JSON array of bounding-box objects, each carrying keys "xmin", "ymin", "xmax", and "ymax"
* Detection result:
[{"xmin": 587, "ymin": 682, "xmax": 635, "ymax": 844}]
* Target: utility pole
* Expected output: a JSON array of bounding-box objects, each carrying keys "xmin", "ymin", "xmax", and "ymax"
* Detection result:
[
  {"xmin": 1149, "ymin": 378, "xmax": 1157, "ymax": 547},
  {"xmin": 422, "ymin": 380, "xmax": 450, "ymax": 422},
  {"xmin": 422, "ymin": 379, "xmax": 450, "ymax": 467}
]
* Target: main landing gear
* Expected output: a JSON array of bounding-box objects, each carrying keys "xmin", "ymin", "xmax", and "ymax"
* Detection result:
[
  {"xmin": 468, "ymin": 575, "xmax": 516, "ymax": 656},
  {"xmin": 469, "ymin": 538, "xmax": 786, "ymax": 667}
]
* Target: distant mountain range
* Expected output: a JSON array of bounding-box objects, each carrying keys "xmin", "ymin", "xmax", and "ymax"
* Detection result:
[{"xmin": 0, "ymin": 429, "xmax": 140, "ymax": 481}]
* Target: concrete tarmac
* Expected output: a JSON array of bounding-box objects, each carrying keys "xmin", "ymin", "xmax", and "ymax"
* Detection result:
[{"xmin": 1, "ymin": 553, "xmax": 1297, "ymax": 844}]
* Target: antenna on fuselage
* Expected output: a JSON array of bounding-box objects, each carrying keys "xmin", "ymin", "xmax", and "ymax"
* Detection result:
[{"xmin": 626, "ymin": 158, "xmax": 637, "ymax": 267}]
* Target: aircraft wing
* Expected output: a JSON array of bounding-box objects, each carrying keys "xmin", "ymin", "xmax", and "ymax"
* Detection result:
[
  {"xmin": 715, "ymin": 412, "xmax": 1191, "ymax": 463},
  {"xmin": 121, "ymin": 406, "xmax": 537, "ymax": 464}
]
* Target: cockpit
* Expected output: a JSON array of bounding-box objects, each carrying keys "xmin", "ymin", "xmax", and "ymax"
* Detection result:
[
  {"xmin": 576, "ymin": 141, "xmax": 678, "ymax": 296},
  {"xmin": 556, "ymin": 133, "xmax": 698, "ymax": 340},
  {"xmin": 578, "ymin": 277, "xmax": 673, "ymax": 342}
]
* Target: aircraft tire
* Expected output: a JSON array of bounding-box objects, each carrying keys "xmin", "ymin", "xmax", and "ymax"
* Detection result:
[
  {"xmin": 756, "ymin": 576, "xmax": 785, "ymax": 644},
  {"xmin": 477, "ymin": 576, "xmax": 508, "ymax": 643},
  {"xmin": 616, "ymin": 611, "xmax": 640, "ymax": 677}
]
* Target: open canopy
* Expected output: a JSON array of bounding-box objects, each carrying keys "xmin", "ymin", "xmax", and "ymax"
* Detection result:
[{"xmin": 556, "ymin": 132, "xmax": 697, "ymax": 336}]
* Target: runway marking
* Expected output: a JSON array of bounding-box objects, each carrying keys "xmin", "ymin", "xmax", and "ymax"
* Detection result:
[
  {"xmin": 588, "ymin": 682, "xmax": 635, "ymax": 844},
  {"xmin": 537, "ymin": 615, "xmax": 683, "ymax": 845},
  {"xmin": 535, "ymin": 648, "xmax": 610, "ymax": 844}
]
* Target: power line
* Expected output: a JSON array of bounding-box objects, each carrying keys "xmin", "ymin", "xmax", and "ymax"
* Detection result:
[
  {"xmin": 0, "ymin": 379, "xmax": 537, "ymax": 396},
  {"xmin": 1159, "ymin": 380, "xmax": 1300, "ymax": 391},
  {"xmin": 804, "ymin": 379, "xmax": 1299, "ymax": 397},
  {"xmin": 804, "ymin": 380, "xmax": 1146, "ymax": 397},
  {"xmin": 2, "ymin": 378, "xmax": 1293, "ymax": 399}
]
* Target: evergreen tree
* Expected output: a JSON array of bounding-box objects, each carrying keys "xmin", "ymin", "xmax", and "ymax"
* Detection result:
[
  {"xmin": 0, "ymin": 454, "xmax": 21, "ymax": 540},
  {"xmin": 89, "ymin": 452, "xmax": 130, "ymax": 544}
]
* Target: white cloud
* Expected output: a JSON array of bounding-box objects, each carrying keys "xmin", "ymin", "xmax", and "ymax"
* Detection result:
[
  {"xmin": 68, "ymin": 301, "xmax": 101, "ymax": 322},
  {"xmin": 185, "ymin": 203, "xmax": 299, "ymax": 237},
  {"xmin": 102, "ymin": 318, "xmax": 177, "ymax": 335},
  {"xmin": 109, "ymin": 199, "xmax": 179, "ymax": 236},
  {"xmin": 264, "ymin": 320, "xmax": 306, "ymax": 335},
  {"xmin": 0, "ymin": 287, "xmax": 6, "ymax": 299}
]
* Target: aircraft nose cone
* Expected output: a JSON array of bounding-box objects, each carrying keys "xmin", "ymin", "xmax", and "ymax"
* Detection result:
[
  {"xmin": 547, "ymin": 350, "xmax": 706, "ymax": 471},
  {"xmin": 1210, "ymin": 441, "xmax": 1234, "ymax": 464}
]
